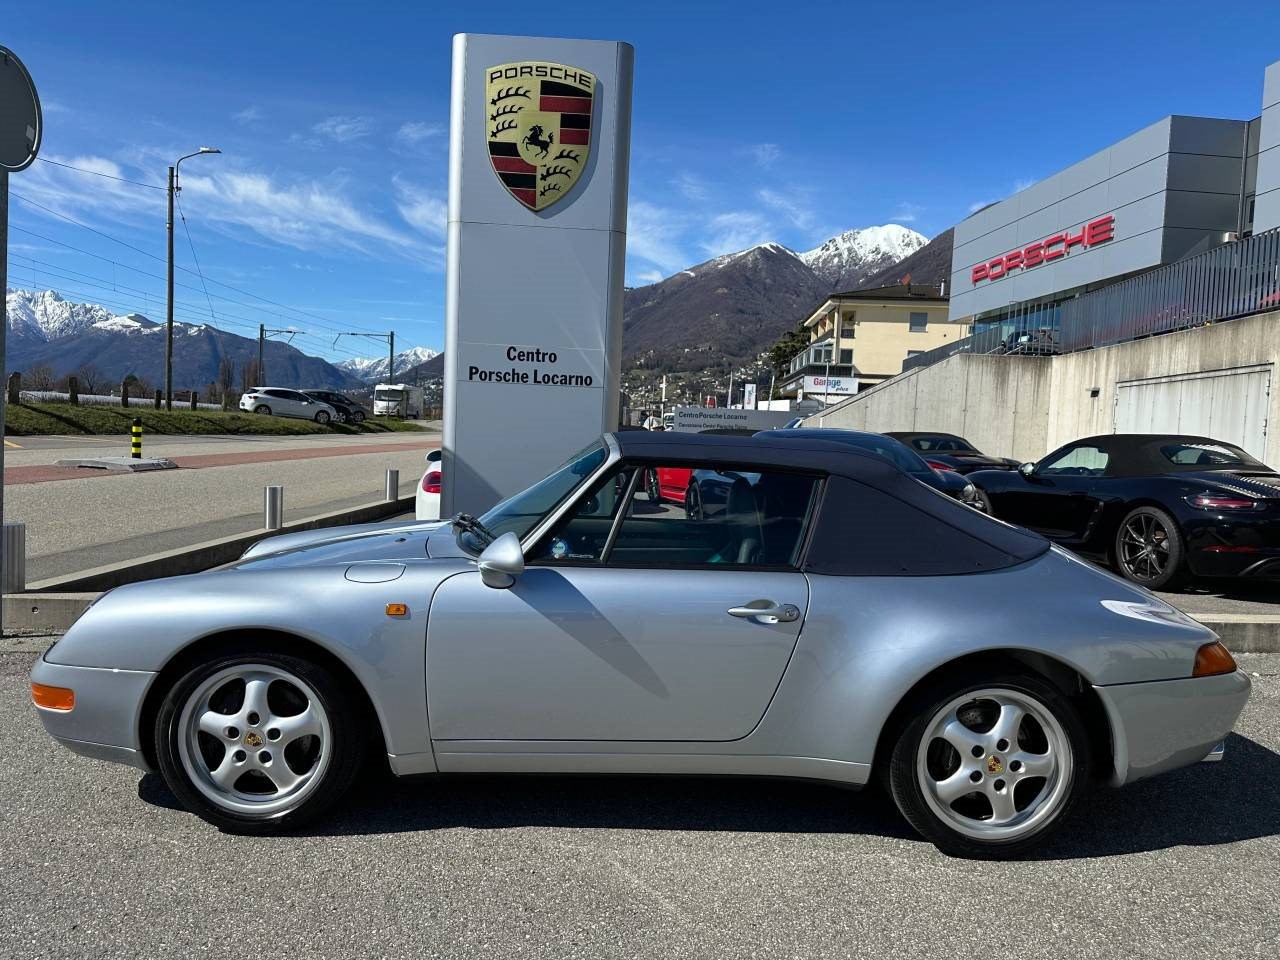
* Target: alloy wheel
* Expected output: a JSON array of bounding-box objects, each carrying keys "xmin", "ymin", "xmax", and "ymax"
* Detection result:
[
  {"xmin": 916, "ymin": 688, "xmax": 1072, "ymax": 842},
  {"xmin": 1118, "ymin": 513, "xmax": 1170, "ymax": 581},
  {"xmin": 176, "ymin": 663, "xmax": 332, "ymax": 817}
]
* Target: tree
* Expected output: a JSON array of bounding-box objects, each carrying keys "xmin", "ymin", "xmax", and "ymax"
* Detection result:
[
  {"xmin": 766, "ymin": 319, "xmax": 810, "ymax": 381},
  {"xmin": 218, "ymin": 356, "xmax": 236, "ymax": 409},
  {"xmin": 241, "ymin": 359, "xmax": 261, "ymax": 395},
  {"xmin": 123, "ymin": 372, "xmax": 153, "ymax": 398},
  {"xmin": 73, "ymin": 363, "xmax": 103, "ymax": 395},
  {"xmin": 27, "ymin": 363, "xmax": 56, "ymax": 390}
]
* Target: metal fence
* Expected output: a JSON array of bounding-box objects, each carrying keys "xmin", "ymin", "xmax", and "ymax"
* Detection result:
[{"xmin": 902, "ymin": 227, "xmax": 1280, "ymax": 373}]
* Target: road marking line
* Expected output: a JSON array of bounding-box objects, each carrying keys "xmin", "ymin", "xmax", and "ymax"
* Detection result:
[{"xmin": 3, "ymin": 440, "xmax": 21, "ymax": 448}]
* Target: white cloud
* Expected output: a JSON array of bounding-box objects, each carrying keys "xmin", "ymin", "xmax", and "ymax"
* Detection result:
[
  {"xmin": 632, "ymin": 268, "xmax": 664, "ymax": 285},
  {"xmin": 675, "ymin": 172, "xmax": 710, "ymax": 202},
  {"xmin": 891, "ymin": 202, "xmax": 923, "ymax": 223},
  {"xmin": 312, "ymin": 115, "xmax": 374, "ymax": 142},
  {"xmin": 702, "ymin": 211, "xmax": 772, "ymax": 255},
  {"xmin": 626, "ymin": 200, "xmax": 692, "ymax": 277},
  {"xmin": 750, "ymin": 143, "xmax": 780, "ymax": 168},
  {"xmin": 234, "ymin": 105, "xmax": 262, "ymax": 124},
  {"xmin": 757, "ymin": 188, "xmax": 813, "ymax": 231},
  {"xmin": 392, "ymin": 175, "xmax": 447, "ymax": 239},
  {"xmin": 395, "ymin": 121, "xmax": 445, "ymax": 146}
]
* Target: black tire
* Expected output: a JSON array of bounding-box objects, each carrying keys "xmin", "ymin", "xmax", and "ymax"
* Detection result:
[
  {"xmin": 645, "ymin": 469, "xmax": 661, "ymax": 502},
  {"xmin": 314, "ymin": 410, "xmax": 331, "ymax": 425},
  {"xmin": 972, "ymin": 487, "xmax": 994, "ymax": 514},
  {"xmin": 887, "ymin": 671, "xmax": 1090, "ymax": 859},
  {"xmin": 1114, "ymin": 505, "xmax": 1186, "ymax": 590},
  {"xmin": 685, "ymin": 484, "xmax": 703, "ymax": 521},
  {"xmin": 334, "ymin": 410, "xmax": 348, "ymax": 424},
  {"xmin": 153, "ymin": 645, "xmax": 368, "ymax": 834},
  {"xmin": 254, "ymin": 404, "xmax": 271, "ymax": 416},
  {"xmin": 352, "ymin": 410, "xmax": 365, "ymax": 424}
]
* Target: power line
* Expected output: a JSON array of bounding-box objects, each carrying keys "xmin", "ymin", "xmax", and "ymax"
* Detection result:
[
  {"xmin": 175, "ymin": 193, "xmax": 218, "ymax": 323},
  {"xmin": 11, "ymin": 191, "xmax": 166, "ymax": 264},
  {"xmin": 34, "ymin": 156, "xmax": 166, "ymax": 191}
]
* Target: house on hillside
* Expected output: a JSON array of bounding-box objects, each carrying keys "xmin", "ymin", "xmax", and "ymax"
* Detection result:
[{"xmin": 777, "ymin": 284, "xmax": 965, "ymax": 401}]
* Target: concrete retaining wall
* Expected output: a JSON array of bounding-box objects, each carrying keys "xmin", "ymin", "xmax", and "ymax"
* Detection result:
[{"xmin": 815, "ymin": 309, "xmax": 1280, "ymax": 463}]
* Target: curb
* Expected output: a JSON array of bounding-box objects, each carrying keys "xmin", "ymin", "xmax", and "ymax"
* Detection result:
[
  {"xmin": 16, "ymin": 494, "xmax": 417, "ymax": 596},
  {"xmin": 1188, "ymin": 615, "xmax": 1280, "ymax": 653}
]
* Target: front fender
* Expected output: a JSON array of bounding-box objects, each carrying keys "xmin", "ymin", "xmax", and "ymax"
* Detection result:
[{"xmin": 47, "ymin": 562, "xmax": 469, "ymax": 764}]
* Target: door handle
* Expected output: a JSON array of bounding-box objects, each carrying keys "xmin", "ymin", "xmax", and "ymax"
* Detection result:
[{"xmin": 728, "ymin": 602, "xmax": 801, "ymax": 624}]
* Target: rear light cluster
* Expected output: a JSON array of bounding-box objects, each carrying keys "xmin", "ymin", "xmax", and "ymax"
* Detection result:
[
  {"xmin": 1186, "ymin": 493, "xmax": 1262, "ymax": 511},
  {"xmin": 926, "ymin": 460, "xmax": 957, "ymax": 473},
  {"xmin": 422, "ymin": 470, "xmax": 442, "ymax": 495}
]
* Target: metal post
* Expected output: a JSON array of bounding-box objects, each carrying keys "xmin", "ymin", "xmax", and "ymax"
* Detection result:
[
  {"xmin": 131, "ymin": 417, "xmax": 142, "ymax": 459},
  {"xmin": 258, "ymin": 323, "xmax": 265, "ymax": 386},
  {"xmin": 388, "ymin": 330, "xmax": 395, "ymax": 383},
  {"xmin": 264, "ymin": 485, "xmax": 283, "ymax": 530},
  {"xmin": 165, "ymin": 164, "xmax": 175, "ymax": 411},
  {"xmin": 385, "ymin": 469, "xmax": 399, "ymax": 501},
  {"xmin": 1, "ymin": 171, "xmax": 7, "ymax": 622},
  {"xmin": 2, "ymin": 522, "xmax": 24, "ymax": 594}
]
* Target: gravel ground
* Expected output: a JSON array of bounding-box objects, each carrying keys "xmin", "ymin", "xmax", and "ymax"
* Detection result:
[{"xmin": 1, "ymin": 649, "xmax": 1276, "ymax": 959}]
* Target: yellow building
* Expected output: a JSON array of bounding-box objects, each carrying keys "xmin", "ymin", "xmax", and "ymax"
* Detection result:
[{"xmin": 779, "ymin": 284, "xmax": 964, "ymax": 399}]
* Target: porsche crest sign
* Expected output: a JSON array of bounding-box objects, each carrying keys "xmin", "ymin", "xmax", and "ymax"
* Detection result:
[{"xmin": 485, "ymin": 61, "xmax": 594, "ymax": 211}]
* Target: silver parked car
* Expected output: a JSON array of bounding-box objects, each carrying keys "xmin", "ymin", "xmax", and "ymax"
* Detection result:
[
  {"xmin": 239, "ymin": 387, "xmax": 338, "ymax": 424},
  {"xmin": 30, "ymin": 432, "xmax": 1250, "ymax": 857}
]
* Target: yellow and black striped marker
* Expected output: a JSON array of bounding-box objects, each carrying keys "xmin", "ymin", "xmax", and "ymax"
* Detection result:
[{"xmin": 131, "ymin": 418, "xmax": 142, "ymax": 459}]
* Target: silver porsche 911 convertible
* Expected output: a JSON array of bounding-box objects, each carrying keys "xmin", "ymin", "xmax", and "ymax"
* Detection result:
[{"xmin": 31, "ymin": 431, "xmax": 1250, "ymax": 857}]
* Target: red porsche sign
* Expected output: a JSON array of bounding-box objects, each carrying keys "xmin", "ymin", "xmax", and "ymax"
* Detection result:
[{"xmin": 971, "ymin": 215, "xmax": 1115, "ymax": 284}]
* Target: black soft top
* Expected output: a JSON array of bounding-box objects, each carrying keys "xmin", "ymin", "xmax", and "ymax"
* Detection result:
[
  {"xmin": 611, "ymin": 432, "xmax": 1048, "ymax": 576},
  {"xmin": 1064, "ymin": 434, "xmax": 1269, "ymax": 477}
]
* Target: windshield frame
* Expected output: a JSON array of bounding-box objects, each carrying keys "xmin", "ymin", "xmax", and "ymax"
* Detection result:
[{"xmin": 455, "ymin": 437, "xmax": 615, "ymax": 555}]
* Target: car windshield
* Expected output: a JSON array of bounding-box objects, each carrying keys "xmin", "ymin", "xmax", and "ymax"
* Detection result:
[
  {"xmin": 375, "ymin": 389, "xmax": 403, "ymax": 401},
  {"xmin": 908, "ymin": 435, "xmax": 975, "ymax": 453},
  {"xmin": 1159, "ymin": 442, "xmax": 1264, "ymax": 469},
  {"xmin": 465, "ymin": 441, "xmax": 608, "ymax": 549}
]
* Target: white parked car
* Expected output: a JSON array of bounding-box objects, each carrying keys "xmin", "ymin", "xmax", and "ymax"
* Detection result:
[
  {"xmin": 416, "ymin": 449, "xmax": 442, "ymax": 520},
  {"xmin": 240, "ymin": 388, "xmax": 339, "ymax": 424}
]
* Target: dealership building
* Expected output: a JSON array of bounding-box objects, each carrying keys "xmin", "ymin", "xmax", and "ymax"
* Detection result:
[{"xmin": 948, "ymin": 60, "xmax": 1280, "ymax": 333}]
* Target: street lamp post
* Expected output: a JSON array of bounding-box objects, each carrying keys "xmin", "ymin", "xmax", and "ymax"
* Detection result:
[{"xmin": 166, "ymin": 146, "xmax": 220, "ymax": 410}]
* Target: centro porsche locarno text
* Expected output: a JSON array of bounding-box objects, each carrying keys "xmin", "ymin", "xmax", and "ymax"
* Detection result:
[{"xmin": 467, "ymin": 344, "xmax": 595, "ymax": 387}]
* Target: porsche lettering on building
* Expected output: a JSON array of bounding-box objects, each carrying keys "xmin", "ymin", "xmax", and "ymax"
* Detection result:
[
  {"xmin": 971, "ymin": 215, "xmax": 1115, "ymax": 284},
  {"xmin": 486, "ymin": 61, "xmax": 595, "ymax": 211}
]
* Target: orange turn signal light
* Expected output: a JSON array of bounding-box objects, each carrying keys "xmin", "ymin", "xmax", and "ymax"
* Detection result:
[
  {"xmin": 385, "ymin": 603, "xmax": 408, "ymax": 617},
  {"xmin": 32, "ymin": 683, "xmax": 75, "ymax": 711},
  {"xmin": 1192, "ymin": 641, "xmax": 1237, "ymax": 678}
]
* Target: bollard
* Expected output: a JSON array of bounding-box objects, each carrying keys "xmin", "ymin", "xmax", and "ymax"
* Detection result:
[
  {"xmin": 67, "ymin": 375, "xmax": 79, "ymax": 406},
  {"xmin": 264, "ymin": 485, "xmax": 284, "ymax": 530},
  {"xmin": 2, "ymin": 522, "xmax": 26, "ymax": 594},
  {"xmin": 131, "ymin": 417, "xmax": 142, "ymax": 459},
  {"xmin": 121, "ymin": 380, "xmax": 130, "ymax": 408},
  {"xmin": 6, "ymin": 372, "xmax": 19, "ymax": 405},
  {"xmin": 154, "ymin": 389, "xmax": 162, "ymax": 410},
  {"xmin": 190, "ymin": 391, "xmax": 198, "ymax": 411},
  {"xmin": 385, "ymin": 469, "xmax": 399, "ymax": 502}
]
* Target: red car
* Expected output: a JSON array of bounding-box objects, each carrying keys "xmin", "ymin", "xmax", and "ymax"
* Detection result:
[{"xmin": 644, "ymin": 466, "xmax": 693, "ymax": 505}]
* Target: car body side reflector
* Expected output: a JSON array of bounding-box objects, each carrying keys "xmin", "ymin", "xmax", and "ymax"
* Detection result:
[
  {"xmin": 1192, "ymin": 641, "xmax": 1237, "ymax": 678},
  {"xmin": 32, "ymin": 683, "xmax": 75, "ymax": 711}
]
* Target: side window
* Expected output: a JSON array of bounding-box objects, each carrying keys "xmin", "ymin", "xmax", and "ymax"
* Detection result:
[
  {"xmin": 1039, "ymin": 445, "xmax": 1109, "ymax": 477},
  {"xmin": 532, "ymin": 467, "xmax": 637, "ymax": 563},
  {"xmin": 909, "ymin": 311, "xmax": 928, "ymax": 332},
  {"xmin": 608, "ymin": 465, "xmax": 819, "ymax": 568}
]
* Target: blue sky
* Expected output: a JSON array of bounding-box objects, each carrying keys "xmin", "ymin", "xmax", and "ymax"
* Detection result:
[{"xmin": 5, "ymin": 1, "xmax": 1278, "ymax": 364}]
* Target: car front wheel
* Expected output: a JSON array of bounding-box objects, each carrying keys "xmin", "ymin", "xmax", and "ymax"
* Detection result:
[
  {"xmin": 1115, "ymin": 505, "xmax": 1186, "ymax": 590},
  {"xmin": 888, "ymin": 672, "xmax": 1089, "ymax": 858},
  {"xmin": 351, "ymin": 410, "xmax": 365, "ymax": 423},
  {"xmin": 314, "ymin": 410, "xmax": 331, "ymax": 425},
  {"xmin": 154, "ymin": 647, "xmax": 367, "ymax": 833},
  {"xmin": 685, "ymin": 484, "xmax": 703, "ymax": 520}
]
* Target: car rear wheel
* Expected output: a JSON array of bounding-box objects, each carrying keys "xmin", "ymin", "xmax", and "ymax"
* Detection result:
[
  {"xmin": 154, "ymin": 647, "xmax": 367, "ymax": 833},
  {"xmin": 253, "ymin": 405, "xmax": 271, "ymax": 416},
  {"xmin": 645, "ymin": 469, "xmax": 661, "ymax": 502},
  {"xmin": 888, "ymin": 672, "xmax": 1089, "ymax": 858},
  {"xmin": 314, "ymin": 410, "xmax": 331, "ymax": 425},
  {"xmin": 971, "ymin": 488, "xmax": 994, "ymax": 514},
  {"xmin": 351, "ymin": 410, "xmax": 365, "ymax": 424},
  {"xmin": 1114, "ymin": 505, "xmax": 1186, "ymax": 590}
]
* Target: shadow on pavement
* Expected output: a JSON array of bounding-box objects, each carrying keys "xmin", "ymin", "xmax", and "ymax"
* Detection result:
[{"xmin": 137, "ymin": 732, "xmax": 1279, "ymax": 858}]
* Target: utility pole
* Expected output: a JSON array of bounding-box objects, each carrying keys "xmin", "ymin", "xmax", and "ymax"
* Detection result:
[
  {"xmin": 257, "ymin": 323, "xmax": 265, "ymax": 386},
  {"xmin": 389, "ymin": 331, "xmax": 395, "ymax": 382},
  {"xmin": 165, "ymin": 147, "xmax": 220, "ymax": 410}
]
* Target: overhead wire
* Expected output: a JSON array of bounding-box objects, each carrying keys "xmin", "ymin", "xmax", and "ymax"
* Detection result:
[{"xmin": 33, "ymin": 156, "xmax": 166, "ymax": 191}]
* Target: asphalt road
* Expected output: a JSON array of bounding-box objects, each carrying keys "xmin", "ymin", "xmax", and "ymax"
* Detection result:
[
  {"xmin": 1, "ymin": 648, "xmax": 1276, "ymax": 959},
  {"xmin": 4, "ymin": 432, "xmax": 438, "ymax": 582}
]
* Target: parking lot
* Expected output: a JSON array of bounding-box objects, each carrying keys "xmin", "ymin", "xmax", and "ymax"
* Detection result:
[{"xmin": 2, "ymin": 646, "xmax": 1275, "ymax": 959}]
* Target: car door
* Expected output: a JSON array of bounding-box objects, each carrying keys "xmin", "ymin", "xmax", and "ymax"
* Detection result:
[
  {"xmin": 425, "ymin": 461, "xmax": 820, "ymax": 743},
  {"xmin": 997, "ymin": 443, "xmax": 1109, "ymax": 540}
]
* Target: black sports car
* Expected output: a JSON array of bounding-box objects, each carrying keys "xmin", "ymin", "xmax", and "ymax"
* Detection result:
[
  {"xmin": 885, "ymin": 432, "xmax": 1020, "ymax": 475},
  {"xmin": 757, "ymin": 428, "xmax": 985, "ymax": 510},
  {"xmin": 302, "ymin": 390, "xmax": 367, "ymax": 423},
  {"xmin": 968, "ymin": 433, "xmax": 1280, "ymax": 589}
]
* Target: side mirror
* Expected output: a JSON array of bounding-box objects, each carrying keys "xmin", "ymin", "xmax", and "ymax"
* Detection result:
[
  {"xmin": 477, "ymin": 532, "xmax": 524, "ymax": 589},
  {"xmin": 1018, "ymin": 462, "xmax": 1037, "ymax": 478}
]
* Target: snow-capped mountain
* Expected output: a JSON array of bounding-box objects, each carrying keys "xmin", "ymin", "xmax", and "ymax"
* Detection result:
[
  {"xmin": 798, "ymin": 224, "xmax": 928, "ymax": 290},
  {"xmin": 336, "ymin": 346, "xmax": 439, "ymax": 383},
  {"xmin": 6, "ymin": 288, "xmax": 141, "ymax": 342},
  {"xmin": 4, "ymin": 288, "xmax": 363, "ymax": 391}
]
